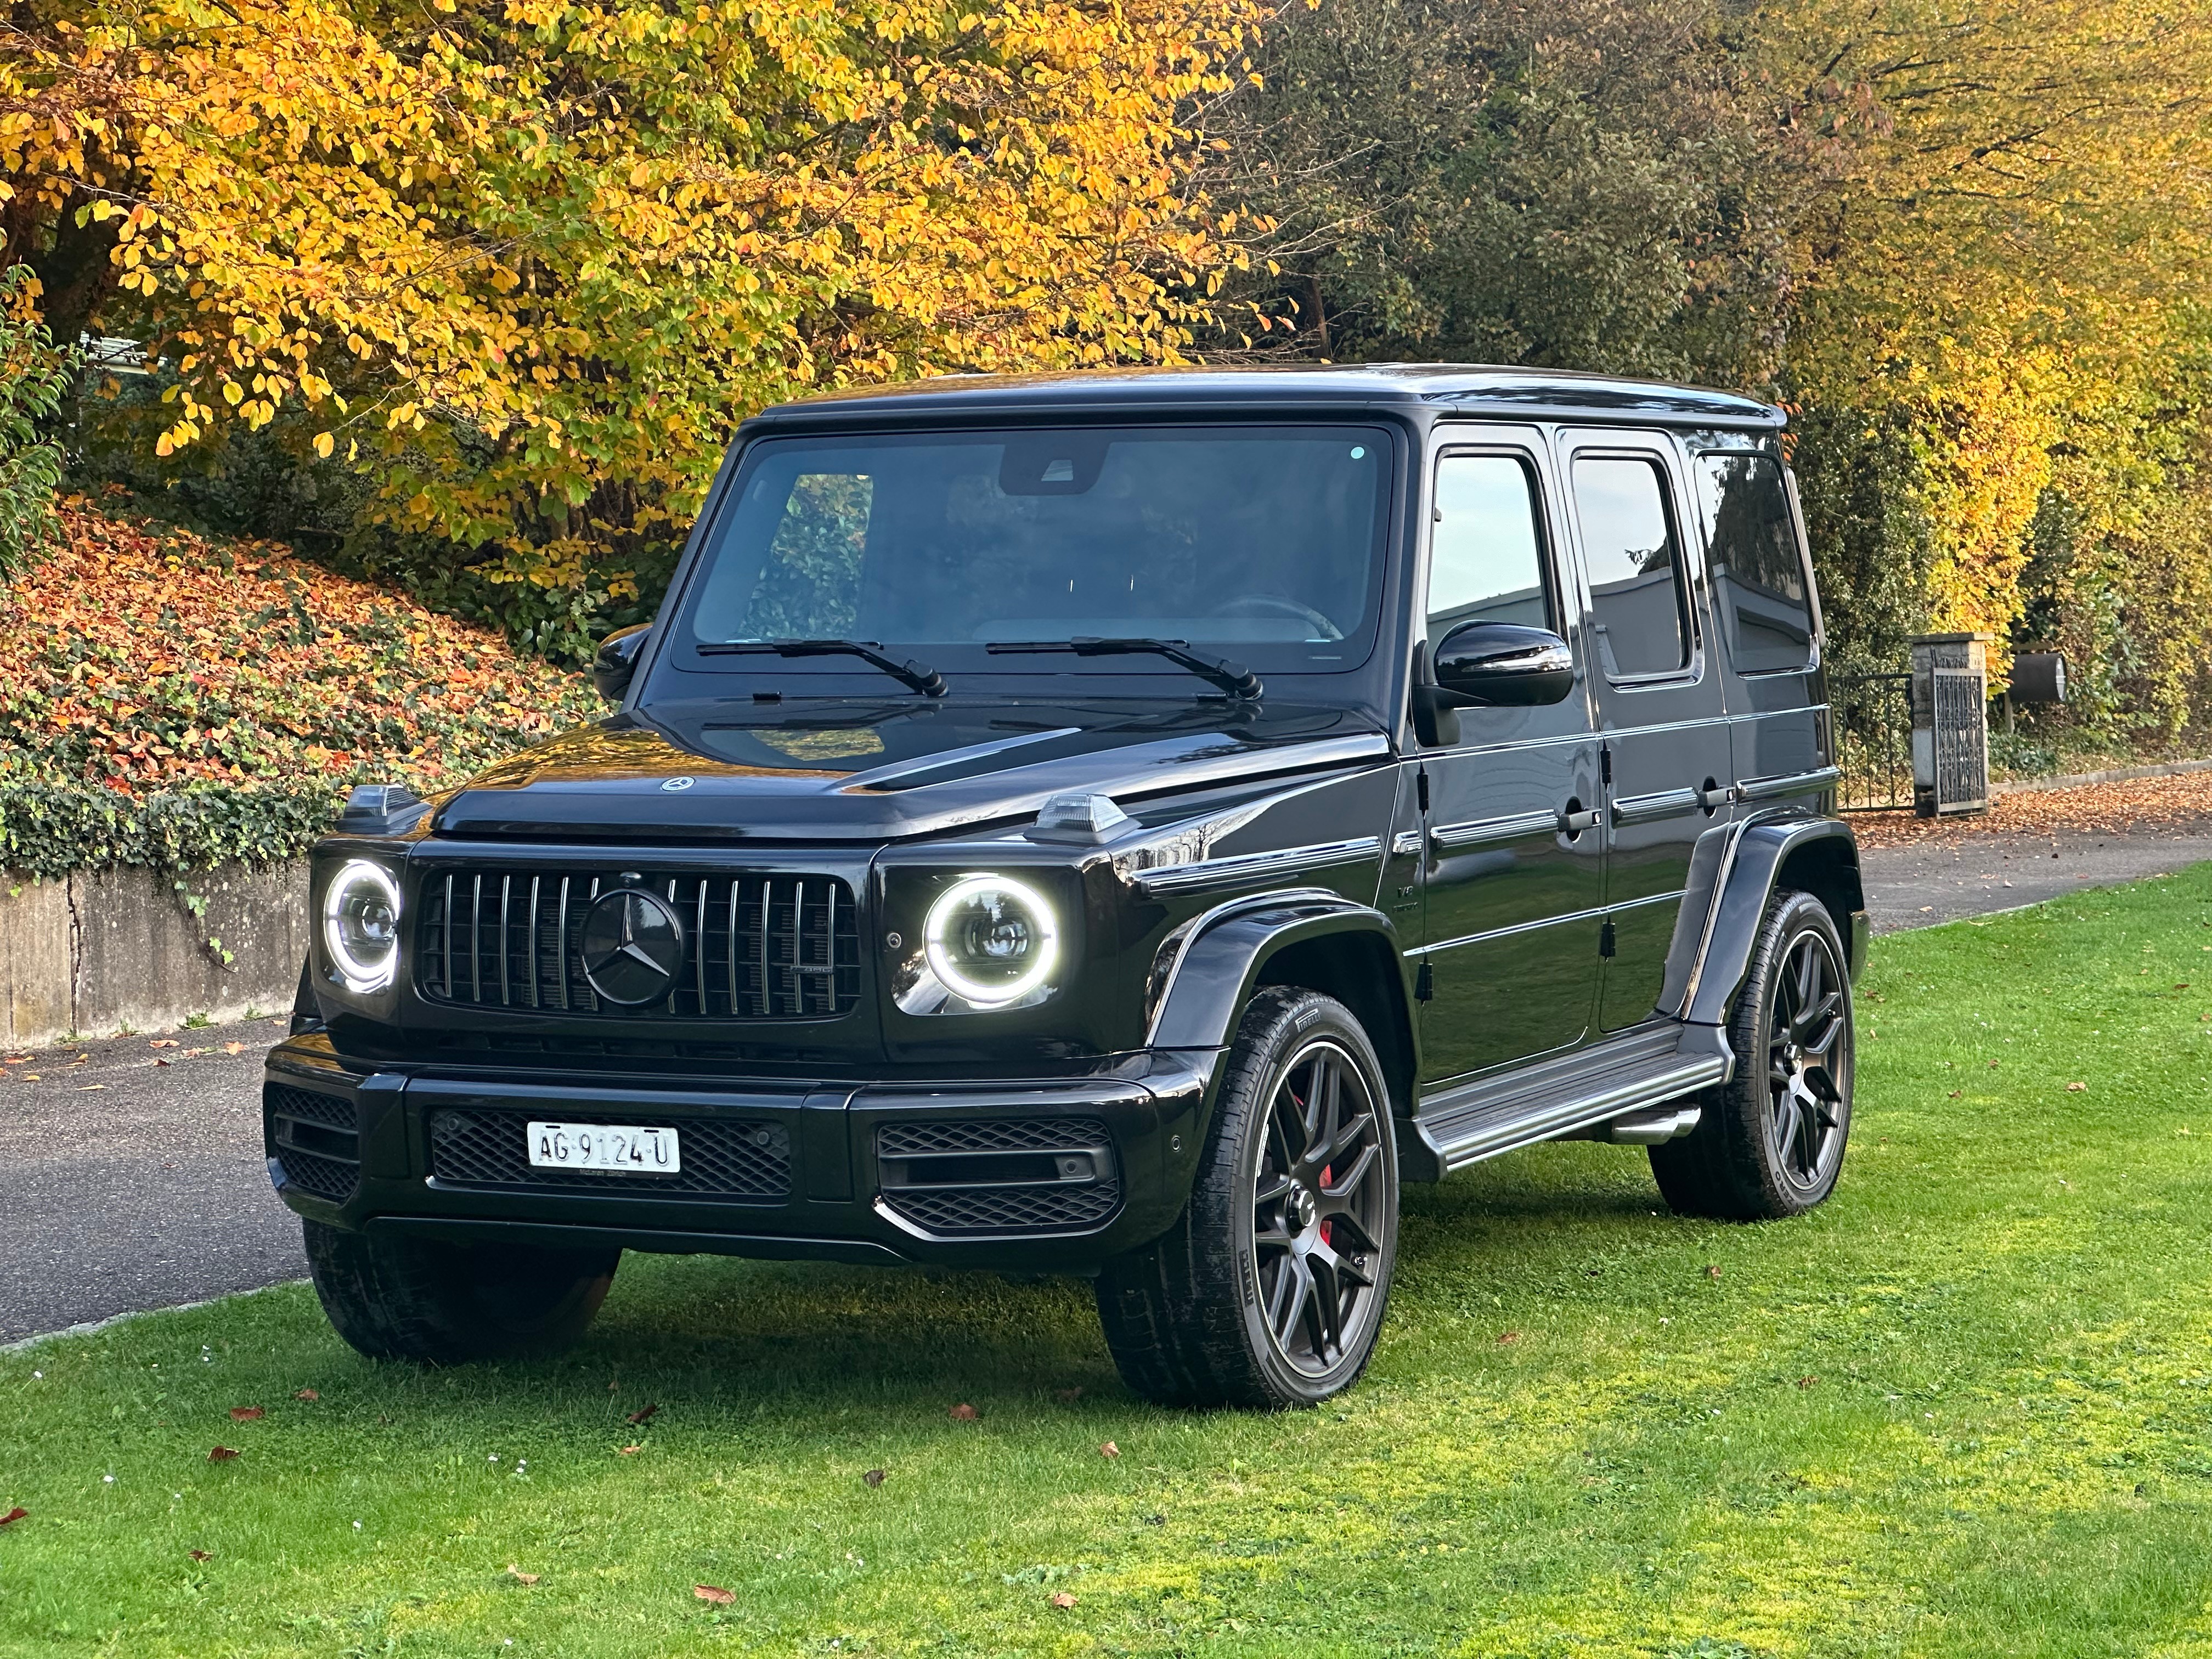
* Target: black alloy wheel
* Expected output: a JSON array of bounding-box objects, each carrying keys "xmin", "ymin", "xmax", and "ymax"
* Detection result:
[
  {"xmin": 1765, "ymin": 923, "xmax": 1849, "ymax": 1193},
  {"xmin": 1649, "ymin": 889, "xmax": 1855, "ymax": 1221},
  {"xmin": 1250, "ymin": 1037, "xmax": 1390, "ymax": 1378},
  {"xmin": 1094, "ymin": 987, "xmax": 1401, "ymax": 1409}
]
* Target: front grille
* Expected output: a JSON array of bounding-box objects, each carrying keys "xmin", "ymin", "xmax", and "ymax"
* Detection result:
[
  {"xmin": 416, "ymin": 870, "xmax": 860, "ymax": 1021},
  {"xmin": 877, "ymin": 1116, "xmax": 1121, "ymax": 1236},
  {"xmin": 267, "ymin": 1084, "xmax": 360, "ymax": 1203},
  {"xmin": 428, "ymin": 1108, "xmax": 792, "ymax": 1201}
]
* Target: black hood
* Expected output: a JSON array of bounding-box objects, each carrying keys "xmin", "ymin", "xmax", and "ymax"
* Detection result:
[{"xmin": 431, "ymin": 698, "xmax": 1393, "ymax": 843}]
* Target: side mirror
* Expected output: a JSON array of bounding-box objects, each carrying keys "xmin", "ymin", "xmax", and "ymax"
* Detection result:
[
  {"xmin": 1432, "ymin": 621, "xmax": 1575, "ymax": 707},
  {"xmin": 591, "ymin": 624, "xmax": 651, "ymax": 702}
]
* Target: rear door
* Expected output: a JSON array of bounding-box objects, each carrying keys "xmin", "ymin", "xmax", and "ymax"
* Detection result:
[
  {"xmin": 1556, "ymin": 428, "xmax": 1734, "ymax": 1034},
  {"xmin": 1415, "ymin": 432, "xmax": 1605, "ymax": 1082}
]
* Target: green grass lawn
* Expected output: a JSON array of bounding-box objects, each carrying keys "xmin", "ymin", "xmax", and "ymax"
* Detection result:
[{"xmin": 10, "ymin": 872, "xmax": 2212, "ymax": 1658}]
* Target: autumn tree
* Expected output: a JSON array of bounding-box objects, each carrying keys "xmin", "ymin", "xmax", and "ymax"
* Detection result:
[{"xmin": 0, "ymin": 0, "xmax": 1262, "ymax": 644}]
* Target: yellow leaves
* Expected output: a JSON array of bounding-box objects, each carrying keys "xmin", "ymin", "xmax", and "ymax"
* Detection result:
[{"xmin": 313, "ymin": 431, "xmax": 334, "ymax": 459}]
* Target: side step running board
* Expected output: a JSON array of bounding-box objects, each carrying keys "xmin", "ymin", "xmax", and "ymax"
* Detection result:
[{"xmin": 1417, "ymin": 1050, "xmax": 1728, "ymax": 1174}]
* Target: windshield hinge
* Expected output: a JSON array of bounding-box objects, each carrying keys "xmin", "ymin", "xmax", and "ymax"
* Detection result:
[
  {"xmin": 1599, "ymin": 920, "xmax": 1617, "ymax": 959},
  {"xmin": 1600, "ymin": 744, "xmax": 1613, "ymax": 787},
  {"xmin": 1415, "ymin": 769, "xmax": 1430, "ymax": 813},
  {"xmin": 1414, "ymin": 961, "xmax": 1434, "ymax": 1002}
]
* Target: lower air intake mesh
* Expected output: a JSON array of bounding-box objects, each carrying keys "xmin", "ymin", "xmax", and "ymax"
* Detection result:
[
  {"xmin": 877, "ymin": 1116, "xmax": 1120, "ymax": 1235},
  {"xmin": 266, "ymin": 1083, "xmax": 360, "ymax": 1203},
  {"xmin": 428, "ymin": 1108, "xmax": 791, "ymax": 1201}
]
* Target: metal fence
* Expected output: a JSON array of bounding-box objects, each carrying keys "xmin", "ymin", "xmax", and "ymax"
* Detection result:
[{"xmin": 1831, "ymin": 670, "xmax": 1915, "ymax": 811}]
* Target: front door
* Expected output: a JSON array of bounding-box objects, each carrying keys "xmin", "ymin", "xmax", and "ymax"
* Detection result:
[
  {"xmin": 1415, "ymin": 436, "xmax": 1606, "ymax": 1083},
  {"xmin": 1556, "ymin": 430, "xmax": 1735, "ymax": 1033}
]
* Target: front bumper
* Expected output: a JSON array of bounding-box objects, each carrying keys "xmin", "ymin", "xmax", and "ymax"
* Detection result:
[{"xmin": 263, "ymin": 1036, "xmax": 1216, "ymax": 1271}]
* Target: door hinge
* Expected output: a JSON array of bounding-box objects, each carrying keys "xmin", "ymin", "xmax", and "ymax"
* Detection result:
[
  {"xmin": 1599, "ymin": 920, "xmax": 1617, "ymax": 959},
  {"xmin": 1600, "ymin": 744, "xmax": 1613, "ymax": 787},
  {"xmin": 1415, "ymin": 769, "xmax": 1430, "ymax": 813},
  {"xmin": 1414, "ymin": 961, "xmax": 1434, "ymax": 1002}
]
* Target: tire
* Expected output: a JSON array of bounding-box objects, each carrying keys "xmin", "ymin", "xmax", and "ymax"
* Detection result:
[
  {"xmin": 1650, "ymin": 889, "xmax": 1854, "ymax": 1221},
  {"xmin": 1094, "ymin": 988, "xmax": 1400, "ymax": 1409},
  {"xmin": 304, "ymin": 1219, "xmax": 619, "ymax": 1364}
]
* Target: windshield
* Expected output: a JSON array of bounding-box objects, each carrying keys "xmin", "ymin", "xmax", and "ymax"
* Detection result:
[{"xmin": 666, "ymin": 425, "xmax": 1392, "ymax": 685}]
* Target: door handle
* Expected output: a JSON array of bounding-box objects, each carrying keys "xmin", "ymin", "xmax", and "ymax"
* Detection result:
[
  {"xmin": 1559, "ymin": 805, "xmax": 1602, "ymax": 836},
  {"xmin": 1697, "ymin": 782, "xmax": 1737, "ymax": 810}
]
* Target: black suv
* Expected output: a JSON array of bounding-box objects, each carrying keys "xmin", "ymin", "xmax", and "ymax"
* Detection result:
[{"xmin": 268, "ymin": 366, "xmax": 1865, "ymax": 1408}]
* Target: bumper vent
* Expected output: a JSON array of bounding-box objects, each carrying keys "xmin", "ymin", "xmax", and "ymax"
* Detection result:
[
  {"xmin": 417, "ymin": 870, "xmax": 860, "ymax": 1021},
  {"xmin": 428, "ymin": 1109, "xmax": 793, "ymax": 1201},
  {"xmin": 877, "ymin": 1116, "xmax": 1120, "ymax": 1236},
  {"xmin": 267, "ymin": 1084, "xmax": 360, "ymax": 1203}
]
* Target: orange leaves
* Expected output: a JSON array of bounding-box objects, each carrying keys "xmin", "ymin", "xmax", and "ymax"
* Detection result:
[
  {"xmin": 5, "ymin": 0, "xmax": 1263, "ymax": 607},
  {"xmin": 1, "ymin": 500, "xmax": 599, "ymax": 798}
]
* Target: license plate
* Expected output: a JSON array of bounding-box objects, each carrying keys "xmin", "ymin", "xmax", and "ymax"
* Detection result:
[{"xmin": 526, "ymin": 1121, "xmax": 682, "ymax": 1175}]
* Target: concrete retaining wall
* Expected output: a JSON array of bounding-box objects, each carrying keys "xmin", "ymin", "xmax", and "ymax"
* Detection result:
[{"xmin": 1, "ymin": 861, "xmax": 308, "ymax": 1049}]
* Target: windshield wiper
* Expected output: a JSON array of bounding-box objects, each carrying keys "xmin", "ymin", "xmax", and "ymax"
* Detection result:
[
  {"xmin": 985, "ymin": 637, "xmax": 1263, "ymax": 701},
  {"xmin": 698, "ymin": 639, "xmax": 946, "ymax": 697}
]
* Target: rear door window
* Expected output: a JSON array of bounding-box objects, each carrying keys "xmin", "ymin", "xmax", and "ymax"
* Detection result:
[
  {"xmin": 1572, "ymin": 456, "xmax": 1690, "ymax": 678},
  {"xmin": 1695, "ymin": 453, "xmax": 1814, "ymax": 673}
]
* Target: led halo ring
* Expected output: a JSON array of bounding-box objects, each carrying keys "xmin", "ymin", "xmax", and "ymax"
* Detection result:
[
  {"xmin": 922, "ymin": 873, "xmax": 1060, "ymax": 1008},
  {"xmin": 323, "ymin": 859, "xmax": 403, "ymax": 994}
]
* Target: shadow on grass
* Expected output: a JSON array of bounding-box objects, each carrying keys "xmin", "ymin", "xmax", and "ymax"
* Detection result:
[{"xmin": 353, "ymin": 1136, "xmax": 1697, "ymax": 1425}]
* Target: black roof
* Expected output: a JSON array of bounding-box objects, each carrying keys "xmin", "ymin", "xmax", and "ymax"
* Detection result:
[{"xmin": 754, "ymin": 363, "xmax": 1783, "ymax": 430}]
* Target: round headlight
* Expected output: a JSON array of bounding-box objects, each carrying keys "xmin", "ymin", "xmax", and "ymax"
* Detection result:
[
  {"xmin": 923, "ymin": 874, "xmax": 1059, "ymax": 1008},
  {"xmin": 323, "ymin": 860, "xmax": 402, "ymax": 994}
]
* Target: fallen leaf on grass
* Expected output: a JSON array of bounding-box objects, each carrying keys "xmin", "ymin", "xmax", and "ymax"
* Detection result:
[
  {"xmin": 1099, "ymin": 1441, "xmax": 1120, "ymax": 1458},
  {"xmin": 229, "ymin": 1406, "xmax": 264, "ymax": 1421},
  {"xmin": 1497, "ymin": 1331, "xmax": 1521, "ymax": 1345},
  {"xmin": 1054, "ymin": 1387, "xmax": 1084, "ymax": 1403},
  {"xmin": 861, "ymin": 1468, "xmax": 887, "ymax": 1488},
  {"xmin": 625, "ymin": 1403, "xmax": 658, "ymax": 1425},
  {"xmin": 1049, "ymin": 1592, "xmax": 1077, "ymax": 1610},
  {"xmin": 207, "ymin": 1447, "xmax": 239, "ymax": 1462},
  {"xmin": 187, "ymin": 1549, "xmax": 210, "ymax": 1561},
  {"xmin": 0, "ymin": 1508, "xmax": 25, "ymax": 1527},
  {"xmin": 295, "ymin": 1389, "xmax": 319, "ymax": 1401},
  {"xmin": 506, "ymin": 1565, "xmax": 539, "ymax": 1585},
  {"xmin": 949, "ymin": 1403, "xmax": 979, "ymax": 1421},
  {"xmin": 693, "ymin": 1584, "xmax": 735, "ymax": 1605},
  {"xmin": 1948, "ymin": 1090, "xmax": 1962, "ymax": 1098},
  {"xmin": 1798, "ymin": 1376, "xmax": 1818, "ymax": 1388},
  {"xmin": 2067, "ymin": 1081, "xmax": 2087, "ymax": 1092},
  {"xmin": 618, "ymin": 1444, "xmax": 642, "ymax": 1455},
  {"xmin": 1704, "ymin": 1265, "xmax": 1722, "ymax": 1279}
]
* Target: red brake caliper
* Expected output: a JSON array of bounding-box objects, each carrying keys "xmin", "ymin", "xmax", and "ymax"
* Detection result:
[{"xmin": 1319, "ymin": 1166, "xmax": 1332, "ymax": 1246}]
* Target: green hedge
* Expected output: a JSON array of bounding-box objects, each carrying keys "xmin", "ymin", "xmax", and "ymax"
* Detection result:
[{"xmin": 0, "ymin": 777, "xmax": 351, "ymax": 882}]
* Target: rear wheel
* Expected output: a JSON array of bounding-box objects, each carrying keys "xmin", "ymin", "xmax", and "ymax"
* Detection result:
[
  {"xmin": 1650, "ymin": 889, "xmax": 1853, "ymax": 1220},
  {"xmin": 304, "ymin": 1220, "xmax": 619, "ymax": 1364},
  {"xmin": 1094, "ymin": 988, "xmax": 1399, "ymax": 1409}
]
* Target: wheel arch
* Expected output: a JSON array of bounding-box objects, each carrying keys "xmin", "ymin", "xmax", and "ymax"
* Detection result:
[
  {"xmin": 1146, "ymin": 892, "xmax": 1419, "ymax": 1125},
  {"xmin": 1671, "ymin": 813, "xmax": 1865, "ymax": 1031}
]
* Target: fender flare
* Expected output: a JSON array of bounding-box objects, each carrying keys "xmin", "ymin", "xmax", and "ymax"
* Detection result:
[
  {"xmin": 1144, "ymin": 888, "xmax": 1417, "ymax": 1082},
  {"xmin": 1666, "ymin": 812, "xmax": 1866, "ymax": 1029}
]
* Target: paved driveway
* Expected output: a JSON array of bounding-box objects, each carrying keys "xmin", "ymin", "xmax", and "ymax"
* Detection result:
[
  {"xmin": 7, "ymin": 831, "xmax": 2210, "ymax": 1344},
  {"xmin": 0, "ymin": 1016, "xmax": 300, "ymax": 1343}
]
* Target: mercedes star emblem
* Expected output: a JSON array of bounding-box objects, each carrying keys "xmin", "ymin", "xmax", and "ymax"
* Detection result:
[
  {"xmin": 578, "ymin": 887, "xmax": 687, "ymax": 1006},
  {"xmin": 661, "ymin": 775, "xmax": 696, "ymax": 792}
]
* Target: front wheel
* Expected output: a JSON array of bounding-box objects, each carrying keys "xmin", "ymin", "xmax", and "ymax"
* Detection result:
[
  {"xmin": 1094, "ymin": 988, "xmax": 1400, "ymax": 1409},
  {"xmin": 1650, "ymin": 889, "xmax": 1854, "ymax": 1220},
  {"xmin": 304, "ymin": 1220, "xmax": 619, "ymax": 1364}
]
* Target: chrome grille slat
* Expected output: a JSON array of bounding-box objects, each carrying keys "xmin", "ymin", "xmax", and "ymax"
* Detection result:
[{"xmin": 419, "ymin": 868, "xmax": 860, "ymax": 1022}]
